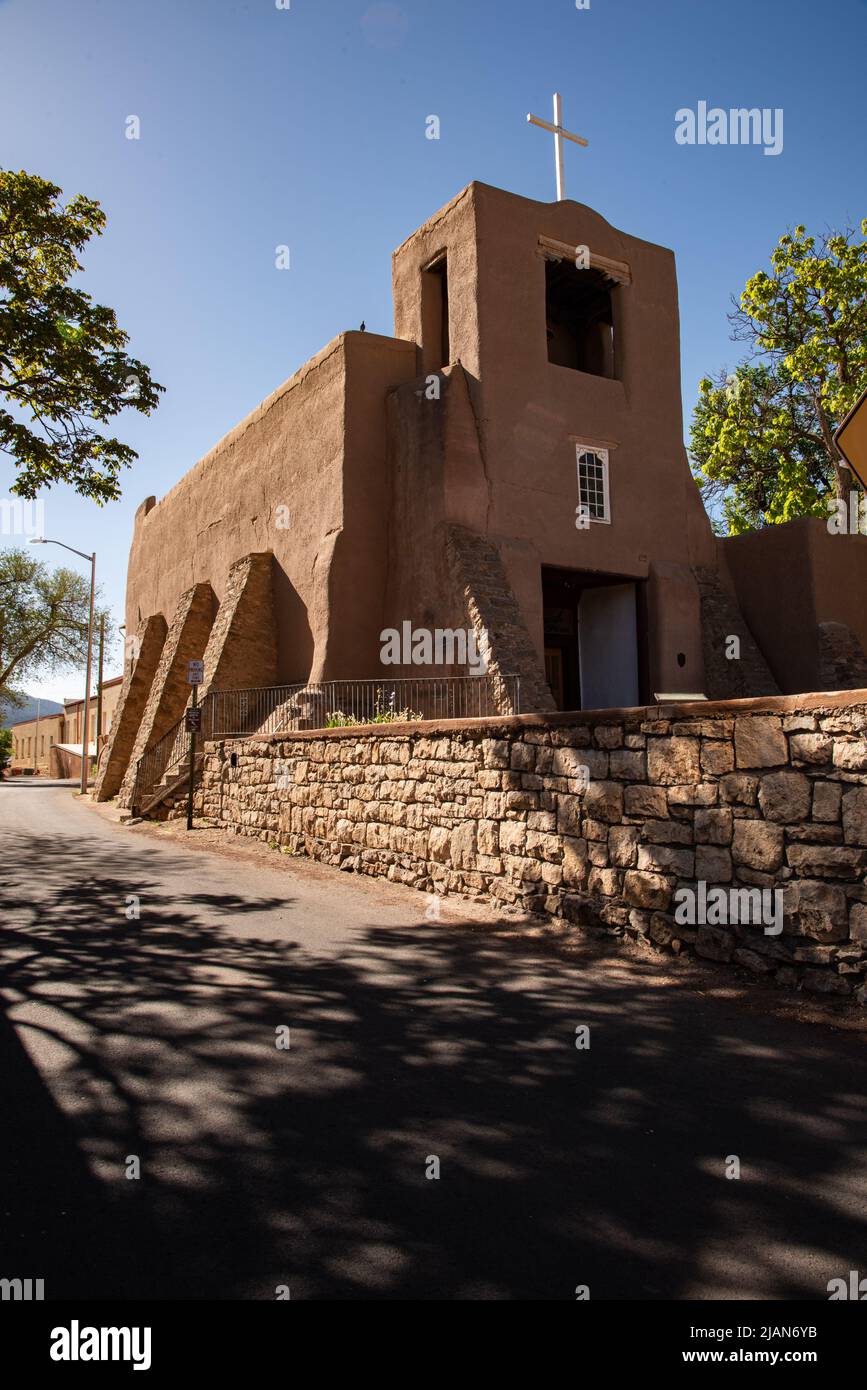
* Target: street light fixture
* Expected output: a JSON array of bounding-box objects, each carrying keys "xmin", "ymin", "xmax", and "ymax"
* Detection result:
[{"xmin": 29, "ymin": 536, "xmax": 96, "ymax": 795}]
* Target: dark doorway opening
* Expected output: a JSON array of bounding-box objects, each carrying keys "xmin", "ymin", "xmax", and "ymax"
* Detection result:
[
  {"xmin": 422, "ymin": 254, "xmax": 450, "ymax": 372},
  {"xmin": 542, "ymin": 566, "xmax": 648, "ymax": 711},
  {"xmin": 545, "ymin": 260, "xmax": 615, "ymax": 377}
]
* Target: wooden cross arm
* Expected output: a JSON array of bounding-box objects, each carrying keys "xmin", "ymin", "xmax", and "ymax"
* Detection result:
[{"xmin": 526, "ymin": 113, "xmax": 589, "ymax": 147}]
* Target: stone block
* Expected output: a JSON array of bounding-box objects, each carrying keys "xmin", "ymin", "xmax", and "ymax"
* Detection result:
[
  {"xmin": 624, "ymin": 870, "xmax": 673, "ymax": 910},
  {"xmin": 428, "ymin": 826, "xmax": 451, "ymax": 862},
  {"xmin": 647, "ymin": 737, "xmax": 701, "ymax": 785},
  {"xmin": 694, "ymin": 809, "xmax": 733, "ymax": 845},
  {"xmin": 642, "ymin": 819, "xmax": 694, "ymax": 845},
  {"xmin": 556, "ymin": 793, "xmax": 583, "ymax": 837},
  {"xmin": 510, "ymin": 742, "xmax": 535, "ymax": 772},
  {"xmin": 667, "ymin": 784, "xmax": 718, "ymax": 807},
  {"xmin": 552, "ymin": 746, "xmax": 606, "ymax": 780},
  {"xmin": 594, "ymin": 724, "xmax": 623, "ymax": 749},
  {"xmin": 786, "ymin": 844, "xmax": 867, "ymax": 880},
  {"xmin": 833, "ymin": 740, "xmax": 867, "ymax": 772},
  {"xmin": 802, "ymin": 970, "xmax": 850, "ymax": 996},
  {"xmin": 783, "ymin": 880, "xmax": 849, "ymax": 942},
  {"xmin": 813, "ymin": 782, "xmax": 843, "ymax": 823},
  {"xmin": 526, "ymin": 830, "xmax": 561, "ymax": 862},
  {"xmin": 588, "ymin": 867, "xmax": 621, "ymax": 897},
  {"xmin": 785, "ymin": 824, "xmax": 842, "ymax": 844},
  {"xmin": 842, "ymin": 787, "xmax": 867, "ymax": 846},
  {"xmin": 637, "ymin": 844, "xmax": 694, "ymax": 878},
  {"xmin": 450, "ymin": 811, "xmax": 477, "ymax": 867},
  {"xmin": 850, "ymin": 904, "xmax": 867, "ymax": 944},
  {"xmin": 481, "ymin": 739, "xmax": 511, "ymax": 769},
  {"xmin": 732, "ymin": 820, "xmax": 785, "ymax": 872},
  {"xmin": 757, "ymin": 771, "xmax": 811, "ymax": 824},
  {"xmin": 789, "ymin": 733, "xmax": 833, "ymax": 765},
  {"xmin": 695, "ymin": 845, "xmax": 733, "ymax": 883},
  {"xmin": 609, "ymin": 749, "xmax": 646, "ymax": 780},
  {"xmin": 499, "ymin": 821, "xmax": 527, "ymax": 855},
  {"xmin": 562, "ymin": 837, "xmax": 588, "ymax": 888},
  {"xmin": 720, "ymin": 773, "xmax": 759, "ymax": 806},
  {"xmin": 477, "ymin": 819, "xmax": 499, "ymax": 856},
  {"xmin": 734, "ymin": 716, "xmax": 787, "ymax": 769},
  {"xmin": 609, "ymin": 825, "xmax": 639, "ymax": 867},
  {"xmin": 504, "ymin": 789, "xmax": 537, "ymax": 812},
  {"xmin": 624, "ymin": 785, "xmax": 667, "ymax": 818},
  {"xmin": 700, "ymin": 740, "xmax": 734, "ymax": 775},
  {"xmin": 584, "ymin": 780, "xmax": 624, "ymax": 824},
  {"xmin": 649, "ymin": 913, "xmax": 676, "ymax": 946}
]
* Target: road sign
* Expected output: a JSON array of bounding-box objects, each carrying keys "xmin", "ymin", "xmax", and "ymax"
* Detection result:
[
  {"xmin": 185, "ymin": 706, "xmax": 202, "ymax": 733},
  {"xmin": 834, "ymin": 387, "xmax": 867, "ymax": 490},
  {"xmin": 187, "ymin": 659, "xmax": 205, "ymax": 686}
]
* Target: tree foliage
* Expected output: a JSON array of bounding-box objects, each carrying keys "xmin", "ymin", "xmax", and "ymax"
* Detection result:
[
  {"xmin": 690, "ymin": 220, "xmax": 867, "ymax": 534},
  {"xmin": 0, "ymin": 169, "xmax": 163, "ymax": 502},
  {"xmin": 0, "ymin": 547, "xmax": 107, "ymax": 707}
]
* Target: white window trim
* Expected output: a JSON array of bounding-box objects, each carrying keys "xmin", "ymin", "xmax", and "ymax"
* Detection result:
[{"xmin": 576, "ymin": 443, "xmax": 611, "ymax": 525}]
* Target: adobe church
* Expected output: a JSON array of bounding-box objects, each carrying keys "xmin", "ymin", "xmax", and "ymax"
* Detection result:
[{"xmin": 96, "ymin": 180, "xmax": 867, "ymax": 808}]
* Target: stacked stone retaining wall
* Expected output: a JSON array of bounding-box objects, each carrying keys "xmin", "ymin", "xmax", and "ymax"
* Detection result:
[{"xmin": 200, "ymin": 691, "xmax": 867, "ymax": 1003}]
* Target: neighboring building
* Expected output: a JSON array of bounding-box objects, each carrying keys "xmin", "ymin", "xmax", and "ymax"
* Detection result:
[
  {"xmin": 8, "ymin": 676, "xmax": 124, "ymax": 775},
  {"xmin": 96, "ymin": 181, "xmax": 867, "ymax": 806},
  {"xmin": 7, "ymin": 709, "xmax": 64, "ymax": 775}
]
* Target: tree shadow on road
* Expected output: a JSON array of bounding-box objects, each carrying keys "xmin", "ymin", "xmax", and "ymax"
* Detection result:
[{"xmin": 1, "ymin": 825, "xmax": 866, "ymax": 1300}]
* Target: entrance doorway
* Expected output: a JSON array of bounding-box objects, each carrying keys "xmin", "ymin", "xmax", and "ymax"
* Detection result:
[{"xmin": 542, "ymin": 566, "xmax": 646, "ymax": 711}]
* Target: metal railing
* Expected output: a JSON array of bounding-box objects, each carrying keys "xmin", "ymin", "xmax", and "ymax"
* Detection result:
[
  {"xmin": 210, "ymin": 674, "xmax": 520, "ymax": 736},
  {"xmin": 131, "ymin": 674, "xmax": 520, "ymax": 813},
  {"xmin": 131, "ymin": 697, "xmax": 215, "ymax": 814}
]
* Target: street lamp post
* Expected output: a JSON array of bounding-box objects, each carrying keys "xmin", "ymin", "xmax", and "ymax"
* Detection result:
[{"xmin": 29, "ymin": 537, "xmax": 96, "ymax": 795}]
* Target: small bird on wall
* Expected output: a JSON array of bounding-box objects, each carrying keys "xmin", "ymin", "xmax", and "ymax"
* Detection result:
[{"xmin": 360, "ymin": 320, "xmax": 366, "ymax": 331}]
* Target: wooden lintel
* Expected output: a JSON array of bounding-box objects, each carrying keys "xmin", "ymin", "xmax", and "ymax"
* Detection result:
[{"xmin": 537, "ymin": 235, "xmax": 632, "ymax": 285}]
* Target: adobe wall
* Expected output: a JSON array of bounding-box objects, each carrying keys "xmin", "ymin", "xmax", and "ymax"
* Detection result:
[
  {"xmin": 200, "ymin": 690, "xmax": 867, "ymax": 1004},
  {"xmin": 124, "ymin": 332, "xmax": 417, "ymax": 686},
  {"xmin": 720, "ymin": 518, "xmax": 867, "ymax": 694},
  {"xmin": 391, "ymin": 182, "xmax": 717, "ymax": 697}
]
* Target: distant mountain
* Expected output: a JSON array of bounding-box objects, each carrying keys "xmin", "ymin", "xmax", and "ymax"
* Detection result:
[{"xmin": 1, "ymin": 694, "xmax": 64, "ymax": 727}]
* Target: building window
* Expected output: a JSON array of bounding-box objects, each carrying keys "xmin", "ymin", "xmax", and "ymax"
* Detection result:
[
  {"xmin": 421, "ymin": 253, "xmax": 449, "ymax": 373},
  {"xmin": 545, "ymin": 261, "xmax": 615, "ymax": 377},
  {"xmin": 577, "ymin": 446, "xmax": 610, "ymax": 523}
]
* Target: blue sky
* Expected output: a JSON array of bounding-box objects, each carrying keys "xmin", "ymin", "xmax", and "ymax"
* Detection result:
[{"xmin": 1, "ymin": 0, "xmax": 865, "ymax": 702}]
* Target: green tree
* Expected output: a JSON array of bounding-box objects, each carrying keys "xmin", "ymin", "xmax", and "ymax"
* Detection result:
[
  {"xmin": 690, "ymin": 220, "xmax": 867, "ymax": 534},
  {"xmin": 0, "ymin": 727, "xmax": 12, "ymax": 777},
  {"xmin": 0, "ymin": 169, "xmax": 163, "ymax": 502},
  {"xmin": 0, "ymin": 546, "xmax": 107, "ymax": 708}
]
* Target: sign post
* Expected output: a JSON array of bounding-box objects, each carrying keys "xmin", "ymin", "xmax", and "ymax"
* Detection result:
[
  {"xmin": 834, "ymin": 386, "xmax": 867, "ymax": 491},
  {"xmin": 186, "ymin": 660, "xmax": 204, "ymax": 830}
]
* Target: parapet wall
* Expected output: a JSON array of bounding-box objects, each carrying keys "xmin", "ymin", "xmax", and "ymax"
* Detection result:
[{"xmin": 200, "ymin": 690, "xmax": 867, "ymax": 1003}]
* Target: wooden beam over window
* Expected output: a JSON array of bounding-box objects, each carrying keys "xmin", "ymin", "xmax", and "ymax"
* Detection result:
[{"xmin": 537, "ymin": 235, "xmax": 632, "ymax": 286}]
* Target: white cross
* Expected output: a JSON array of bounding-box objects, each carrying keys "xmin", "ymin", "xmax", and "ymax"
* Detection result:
[{"xmin": 527, "ymin": 93, "xmax": 588, "ymax": 202}]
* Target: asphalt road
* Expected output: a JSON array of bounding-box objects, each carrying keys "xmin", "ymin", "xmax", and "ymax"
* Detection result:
[{"xmin": 1, "ymin": 779, "xmax": 866, "ymax": 1301}]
